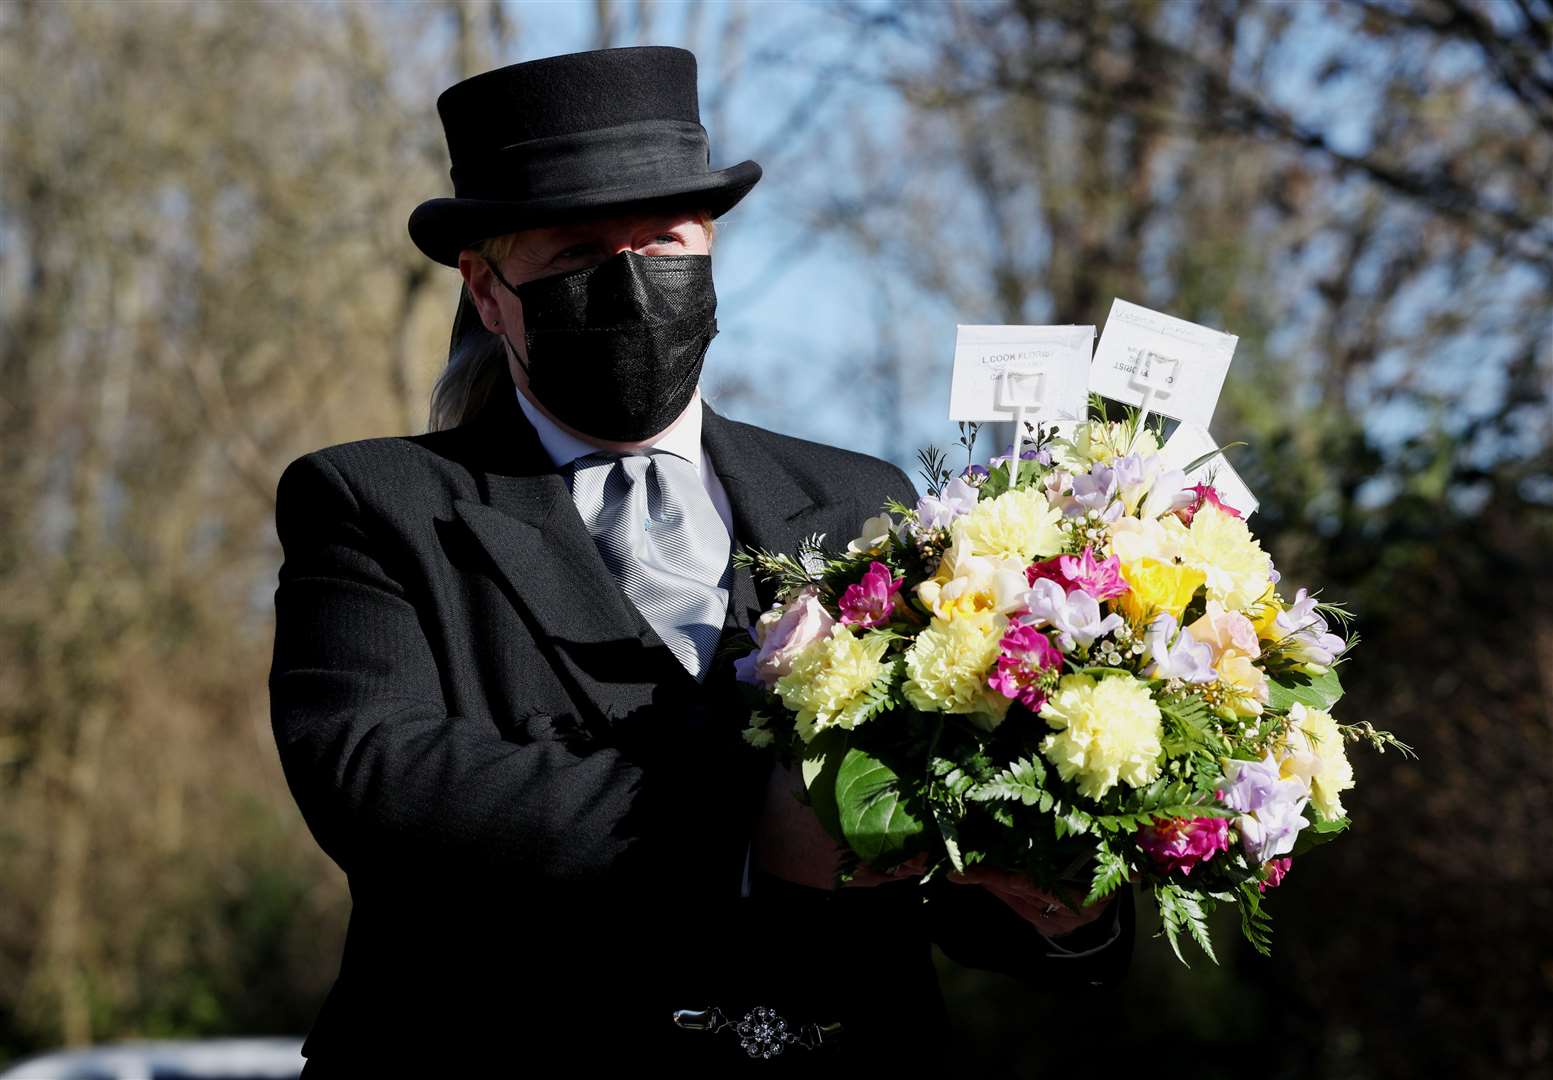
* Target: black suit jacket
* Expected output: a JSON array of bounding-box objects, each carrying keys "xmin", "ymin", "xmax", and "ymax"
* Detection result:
[{"xmin": 268, "ymin": 384, "xmax": 1133, "ymax": 1074}]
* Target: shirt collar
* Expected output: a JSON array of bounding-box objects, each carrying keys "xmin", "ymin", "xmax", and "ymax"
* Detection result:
[{"xmin": 512, "ymin": 385, "xmax": 704, "ymax": 475}]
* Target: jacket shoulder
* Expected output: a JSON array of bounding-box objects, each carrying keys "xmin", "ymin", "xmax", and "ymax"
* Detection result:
[
  {"xmin": 712, "ymin": 413, "xmax": 918, "ymax": 503},
  {"xmin": 275, "ymin": 428, "xmax": 474, "ymax": 510}
]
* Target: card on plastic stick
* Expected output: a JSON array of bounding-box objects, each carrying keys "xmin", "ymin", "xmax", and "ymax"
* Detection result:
[
  {"xmin": 1089, "ymin": 299, "xmax": 1238, "ymax": 436},
  {"xmin": 948, "ymin": 324, "xmax": 1094, "ymax": 463},
  {"xmin": 1160, "ymin": 421, "xmax": 1260, "ymax": 518}
]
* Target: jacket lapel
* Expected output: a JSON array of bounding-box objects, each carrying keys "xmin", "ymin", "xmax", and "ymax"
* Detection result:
[
  {"xmin": 700, "ymin": 399, "xmax": 833, "ymax": 619},
  {"xmin": 450, "ymin": 385, "xmax": 666, "ymax": 661},
  {"xmin": 449, "ymin": 387, "xmax": 840, "ymax": 709}
]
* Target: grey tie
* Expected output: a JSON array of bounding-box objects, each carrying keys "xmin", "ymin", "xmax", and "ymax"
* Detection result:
[{"xmin": 568, "ymin": 449, "xmax": 732, "ymax": 680}]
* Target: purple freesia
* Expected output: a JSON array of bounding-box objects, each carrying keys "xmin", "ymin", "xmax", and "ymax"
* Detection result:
[
  {"xmin": 1021, "ymin": 579, "xmax": 1123, "ymax": 651},
  {"xmin": 838, "ymin": 561, "xmax": 904, "ymax": 629},
  {"xmin": 1218, "ymin": 754, "xmax": 1311, "ymax": 863},
  {"xmin": 1275, "ymin": 588, "xmax": 1347, "ymax": 668},
  {"xmin": 989, "ymin": 446, "xmax": 1052, "ymax": 469},
  {"xmin": 988, "ymin": 623, "xmax": 1063, "ymax": 709},
  {"xmin": 1142, "ymin": 613, "xmax": 1217, "ymax": 684},
  {"xmin": 915, "ymin": 476, "xmax": 980, "ymax": 531},
  {"xmin": 1071, "ymin": 462, "xmax": 1119, "ymax": 513}
]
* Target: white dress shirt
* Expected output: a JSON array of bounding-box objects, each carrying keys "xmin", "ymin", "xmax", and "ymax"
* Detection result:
[{"xmin": 512, "ymin": 385, "xmax": 755, "ymax": 899}]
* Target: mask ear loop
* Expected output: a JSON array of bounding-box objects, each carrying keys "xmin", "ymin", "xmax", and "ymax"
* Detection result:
[{"xmin": 481, "ymin": 256, "xmax": 533, "ymax": 377}]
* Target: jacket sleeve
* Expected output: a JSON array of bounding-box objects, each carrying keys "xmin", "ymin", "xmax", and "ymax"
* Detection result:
[{"xmin": 267, "ymin": 450, "xmax": 722, "ymax": 897}]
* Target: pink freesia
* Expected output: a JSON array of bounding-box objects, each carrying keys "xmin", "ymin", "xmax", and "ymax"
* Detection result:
[
  {"xmin": 1136, "ymin": 816, "xmax": 1232, "ymax": 877},
  {"xmin": 987, "ymin": 623, "xmax": 1063, "ymax": 710},
  {"xmin": 1177, "ymin": 483, "xmax": 1241, "ymax": 526},
  {"xmin": 838, "ymin": 561, "xmax": 904, "ymax": 629},
  {"xmin": 1258, "ymin": 857, "xmax": 1293, "ymax": 894},
  {"xmin": 1023, "ymin": 546, "xmax": 1129, "ymax": 601}
]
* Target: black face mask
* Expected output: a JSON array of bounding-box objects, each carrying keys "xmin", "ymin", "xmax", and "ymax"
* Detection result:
[{"xmin": 487, "ymin": 250, "xmax": 718, "ymax": 443}]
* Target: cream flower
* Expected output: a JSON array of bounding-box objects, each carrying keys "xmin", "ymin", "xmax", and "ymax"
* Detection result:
[
  {"xmin": 1052, "ymin": 420, "xmax": 1156, "ymax": 471},
  {"xmin": 1187, "ymin": 600, "xmax": 1262, "ymax": 661},
  {"xmin": 955, "ymin": 487, "xmax": 1064, "ymax": 563},
  {"xmin": 902, "ymin": 611, "xmax": 1012, "ymax": 731},
  {"xmin": 1037, "ymin": 673, "xmax": 1164, "ymax": 799},
  {"xmin": 775, "ymin": 624, "xmax": 893, "ymax": 744},
  {"xmin": 915, "ymin": 533, "xmax": 1029, "ymax": 621},
  {"xmin": 1215, "ymin": 652, "xmax": 1269, "ymax": 717},
  {"xmin": 847, "ymin": 513, "xmax": 897, "ymax": 556},
  {"xmin": 1180, "ymin": 504, "xmax": 1274, "ymax": 612},
  {"xmin": 1106, "ymin": 514, "xmax": 1189, "ymax": 566},
  {"xmin": 1278, "ymin": 703, "xmax": 1356, "ymax": 819}
]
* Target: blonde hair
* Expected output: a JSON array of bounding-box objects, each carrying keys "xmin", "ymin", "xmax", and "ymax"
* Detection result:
[{"xmin": 426, "ymin": 209, "xmax": 718, "ymax": 432}]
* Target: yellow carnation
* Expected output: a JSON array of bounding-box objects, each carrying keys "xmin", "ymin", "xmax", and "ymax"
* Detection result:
[
  {"xmin": 1280, "ymin": 703, "xmax": 1355, "ymax": 819},
  {"xmin": 1038, "ymin": 673, "xmax": 1164, "ymax": 799},
  {"xmin": 1117, "ymin": 558, "xmax": 1206, "ymax": 624},
  {"xmin": 902, "ymin": 612, "xmax": 1012, "ymax": 731},
  {"xmin": 775, "ymin": 624, "xmax": 892, "ymax": 744},
  {"xmin": 954, "ymin": 487, "xmax": 1064, "ymax": 563},
  {"xmin": 1180, "ymin": 505, "xmax": 1274, "ymax": 612}
]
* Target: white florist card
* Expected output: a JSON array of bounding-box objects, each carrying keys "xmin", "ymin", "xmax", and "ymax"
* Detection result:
[
  {"xmin": 948, "ymin": 324, "xmax": 1094, "ymax": 424},
  {"xmin": 1090, "ymin": 299, "xmax": 1238, "ymax": 429},
  {"xmin": 1160, "ymin": 421, "xmax": 1260, "ymax": 518}
]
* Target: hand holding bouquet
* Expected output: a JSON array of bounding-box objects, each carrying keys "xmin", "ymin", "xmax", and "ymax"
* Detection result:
[{"xmin": 732, "ymin": 409, "xmax": 1413, "ymax": 964}]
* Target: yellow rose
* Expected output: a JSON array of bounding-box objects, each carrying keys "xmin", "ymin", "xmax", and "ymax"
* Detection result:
[{"xmin": 1117, "ymin": 558, "xmax": 1206, "ymax": 624}]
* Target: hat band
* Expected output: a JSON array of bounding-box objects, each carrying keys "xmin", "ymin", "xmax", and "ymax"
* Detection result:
[{"xmin": 450, "ymin": 119, "xmax": 712, "ymax": 202}]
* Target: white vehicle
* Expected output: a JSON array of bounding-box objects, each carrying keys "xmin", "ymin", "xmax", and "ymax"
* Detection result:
[{"xmin": 0, "ymin": 1038, "xmax": 304, "ymax": 1080}]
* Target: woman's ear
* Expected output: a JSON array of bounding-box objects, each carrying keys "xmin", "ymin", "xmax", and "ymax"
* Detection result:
[{"xmin": 457, "ymin": 251, "xmax": 506, "ymax": 333}]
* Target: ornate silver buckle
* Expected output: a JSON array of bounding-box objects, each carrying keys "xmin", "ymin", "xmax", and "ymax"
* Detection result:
[{"xmin": 673, "ymin": 1004, "xmax": 842, "ymax": 1057}]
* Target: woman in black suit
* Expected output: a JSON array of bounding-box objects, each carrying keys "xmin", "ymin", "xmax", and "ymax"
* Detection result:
[{"xmin": 268, "ymin": 45, "xmax": 1132, "ymax": 1076}]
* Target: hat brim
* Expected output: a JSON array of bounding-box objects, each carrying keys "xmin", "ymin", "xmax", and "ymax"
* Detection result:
[{"xmin": 408, "ymin": 160, "xmax": 762, "ymax": 267}]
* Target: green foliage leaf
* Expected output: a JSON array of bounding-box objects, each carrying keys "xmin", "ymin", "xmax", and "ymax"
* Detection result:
[
  {"xmin": 799, "ymin": 728, "xmax": 846, "ymax": 841},
  {"xmin": 966, "ymin": 755, "xmax": 1047, "ymax": 806},
  {"xmin": 1291, "ymin": 815, "xmax": 1350, "ymax": 856},
  {"xmin": 1154, "ymin": 882, "xmax": 1219, "ymax": 968},
  {"xmin": 834, "ymin": 747, "xmax": 926, "ymax": 863},
  {"xmin": 1085, "ymin": 846, "xmax": 1131, "ymax": 906},
  {"xmin": 1267, "ymin": 667, "xmax": 1345, "ymax": 712},
  {"xmin": 1237, "ymin": 880, "xmax": 1275, "ymax": 958},
  {"xmin": 930, "ymin": 799, "xmax": 965, "ymax": 873}
]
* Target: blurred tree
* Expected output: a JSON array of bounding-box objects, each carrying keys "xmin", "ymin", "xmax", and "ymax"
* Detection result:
[
  {"xmin": 785, "ymin": 0, "xmax": 1551, "ymax": 1074},
  {"xmin": 0, "ymin": 0, "xmax": 466, "ymax": 1057}
]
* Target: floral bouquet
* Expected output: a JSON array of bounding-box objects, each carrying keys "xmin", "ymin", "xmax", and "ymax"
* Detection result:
[{"xmin": 731, "ymin": 409, "xmax": 1413, "ymax": 964}]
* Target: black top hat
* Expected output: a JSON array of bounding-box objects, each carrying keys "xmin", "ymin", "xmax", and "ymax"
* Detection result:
[{"xmin": 408, "ymin": 46, "xmax": 762, "ymax": 268}]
